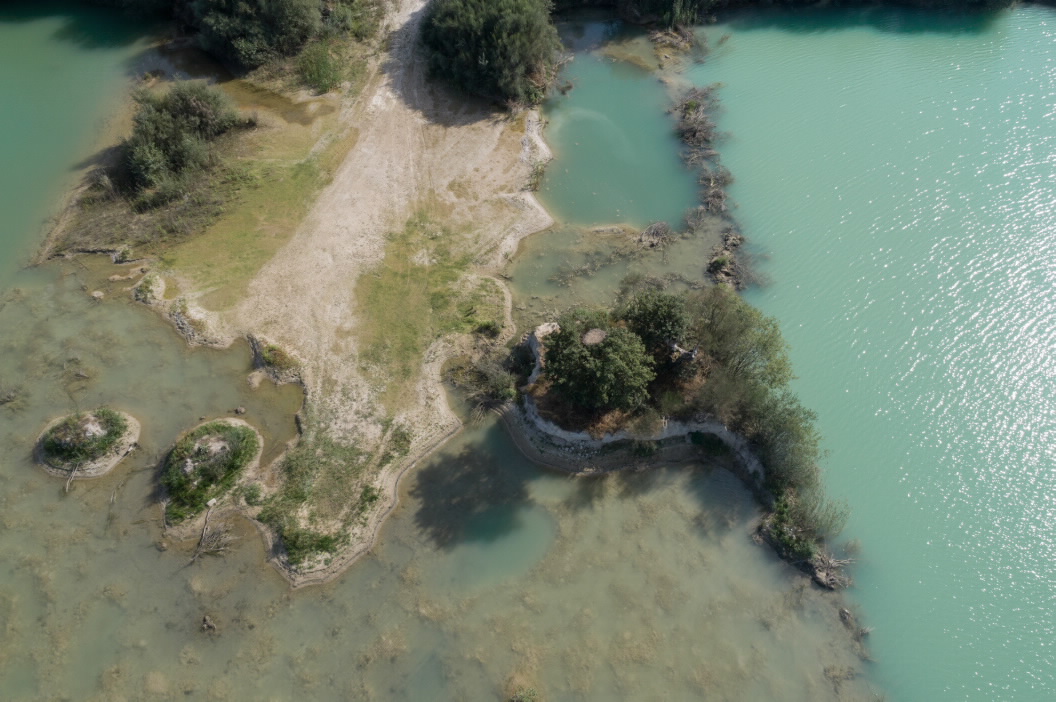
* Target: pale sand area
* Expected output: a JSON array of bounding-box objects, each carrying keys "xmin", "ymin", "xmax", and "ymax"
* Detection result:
[{"xmin": 195, "ymin": 1, "xmax": 552, "ymax": 583}]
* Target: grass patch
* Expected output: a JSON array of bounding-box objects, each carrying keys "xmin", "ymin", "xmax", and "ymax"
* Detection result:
[
  {"xmin": 379, "ymin": 423, "xmax": 413, "ymax": 466},
  {"xmin": 356, "ymin": 214, "xmax": 502, "ymax": 412},
  {"xmin": 259, "ymin": 343, "xmax": 298, "ymax": 374},
  {"xmin": 161, "ymin": 421, "xmax": 260, "ymax": 522},
  {"xmin": 257, "ymin": 428, "xmax": 370, "ymax": 565},
  {"xmin": 134, "ymin": 272, "xmax": 160, "ymax": 304},
  {"xmin": 41, "ymin": 408, "xmax": 127, "ymax": 466}
]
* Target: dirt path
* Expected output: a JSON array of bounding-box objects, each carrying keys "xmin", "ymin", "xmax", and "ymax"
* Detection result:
[{"xmin": 212, "ymin": 1, "xmax": 552, "ymax": 583}]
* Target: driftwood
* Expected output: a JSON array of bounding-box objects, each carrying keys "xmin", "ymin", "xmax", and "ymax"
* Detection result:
[
  {"xmin": 189, "ymin": 505, "xmax": 236, "ymax": 564},
  {"xmin": 64, "ymin": 465, "xmax": 79, "ymax": 493}
]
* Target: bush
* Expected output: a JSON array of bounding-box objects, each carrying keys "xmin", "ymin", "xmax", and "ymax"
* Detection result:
[
  {"xmin": 543, "ymin": 308, "xmax": 655, "ymax": 412},
  {"xmin": 162, "ymin": 422, "xmax": 260, "ymax": 522},
  {"xmin": 277, "ymin": 525, "xmax": 340, "ymax": 565},
  {"xmin": 125, "ymin": 81, "xmax": 241, "ymax": 199},
  {"xmin": 41, "ymin": 409, "xmax": 127, "ymax": 465},
  {"xmin": 242, "ymin": 483, "xmax": 264, "ymax": 506},
  {"xmin": 298, "ymin": 40, "xmax": 341, "ymax": 92},
  {"xmin": 193, "ymin": 0, "xmax": 323, "ymax": 68},
  {"xmin": 259, "ymin": 343, "xmax": 298, "ymax": 373},
  {"xmin": 421, "ymin": 0, "xmax": 561, "ymax": 105}
]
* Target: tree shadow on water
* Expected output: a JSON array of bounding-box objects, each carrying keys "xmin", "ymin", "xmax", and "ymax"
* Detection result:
[
  {"xmin": 0, "ymin": 2, "xmax": 153, "ymax": 51},
  {"xmin": 409, "ymin": 438, "xmax": 534, "ymax": 550},
  {"xmin": 561, "ymin": 463, "xmax": 677, "ymax": 512},
  {"xmin": 724, "ymin": 4, "xmax": 1006, "ymax": 36}
]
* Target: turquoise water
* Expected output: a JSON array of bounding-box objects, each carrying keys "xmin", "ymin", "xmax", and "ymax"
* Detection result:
[
  {"xmin": 535, "ymin": 5, "xmax": 1056, "ymax": 699},
  {"xmin": 540, "ymin": 21, "xmax": 697, "ymax": 228},
  {"xmin": 691, "ymin": 7, "xmax": 1056, "ymax": 698},
  {"xmin": 0, "ymin": 2, "xmax": 150, "ymax": 282}
]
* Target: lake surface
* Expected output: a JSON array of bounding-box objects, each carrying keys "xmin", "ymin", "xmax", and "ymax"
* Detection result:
[
  {"xmin": 0, "ymin": 4, "xmax": 873, "ymax": 700},
  {"xmin": 529, "ymin": 5, "xmax": 1056, "ymax": 700}
]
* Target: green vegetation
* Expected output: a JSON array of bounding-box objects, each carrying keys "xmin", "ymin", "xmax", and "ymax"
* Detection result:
[
  {"xmin": 449, "ymin": 350, "xmax": 518, "ymax": 421},
  {"xmin": 356, "ymin": 214, "xmax": 504, "ymax": 412},
  {"xmin": 381, "ymin": 424, "xmax": 413, "ymax": 465},
  {"xmin": 509, "ymin": 688, "xmax": 539, "ymax": 702},
  {"xmin": 41, "ymin": 408, "xmax": 127, "ymax": 466},
  {"xmin": 617, "ymin": 286, "xmax": 687, "ymax": 357},
  {"xmin": 259, "ymin": 343, "xmax": 299, "ymax": 374},
  {"xmin": 257, "ymin": 429, "xmax": 370, "ymax": 565},
  {"xmin": 543, "ymin": 308, "xmax": 656, "ymax": 412},
  {"xmin": 241, "ymin": 482, "xmax": 264, "ymax": 506},
  {"xmin": 421, "ymin": 0, "xmax": 562, "ymax": 105},
  {"xmin": 536, "ymin": 281, "xmax": 847, "ymax": 560},
  {"xmin": 297, "ymin": 40, "xmax": 342, "ymax": 93},
  {"xmin": 194, "ymin": 0, "xmax": 322, "ymax": 69},
  {"xmin": 161, "ymin": 421, "xmax": 260, "ymax": 522},
  {"xmin": 124, "ymin": 81, "xmax": 247, "ymax": 207},
  {"xmin": 134, "ymin": 272, "xmax": 161, "ymax": 304}
]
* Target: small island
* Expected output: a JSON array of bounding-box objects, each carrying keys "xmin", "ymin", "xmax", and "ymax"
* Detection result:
[
  {"xmin": 36, "ymin": 408, "xmax": 140, "ymax": 479},
  {"xmin": 161, "ymin": 419, "xmax": 262, "ymax": 523},
  {"xmin": 489, "ymin": 282, "xmax": 852, "ymax": 587}
]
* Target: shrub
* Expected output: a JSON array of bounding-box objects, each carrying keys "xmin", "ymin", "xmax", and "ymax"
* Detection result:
[
  {"xmin": 298, "ymin": 40, "xmax": 341, "ymax": 92},
  {"xmin": 543, "ymin": 308, "xmax": 655, "ymax": 412},
  {"xmin": 421, "ymin": 0, "xmax": 561, "ymax": 105},
  {"xmin": 41, "ymin": 409, "xmax": 127, "ymax": 465},
  {"xmin": 193, "ymin": 0, "xmax": 323, "ymax": 69},
  {"xmin": 162, "ymin": 422, "xmax": 260, "ymax": 522},
  {"xmin": 360, "ymin": 484, "xmax": 380, "ymax": 506},
  {"xmin": 242, "ymin": 482, "xmax": 264, "ymax": 506},
  {"xmin": 617, "ymin": 288, "xmax": 688, "ymax": 356},
  {"xmin": 259, "ymin": 343, "xmax": 298, "ymax": 373},
  {"xmin": 125, "ymin": 81, "xmax": 241, "ymax": 198},
  {"xmin": 279, "ymin": 525, "xmax": 340, "ymax": 565}
]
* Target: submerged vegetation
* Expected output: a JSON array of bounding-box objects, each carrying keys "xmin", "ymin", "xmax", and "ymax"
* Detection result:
[
  {"xmin": 40, "ymin": 408, "xmax": 128, "ymax": 467},
  {"xmin": 527, "ymin": 280, "xmax": 848, "ymax": 566},
  {"xmin": 162, "ymin": 421, "xmax": 260, "ymax": 522}
]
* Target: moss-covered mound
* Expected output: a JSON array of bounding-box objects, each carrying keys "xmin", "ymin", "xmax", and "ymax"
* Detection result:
[
  {"xmin": 37, "ymin": 408, "xmax": 139, "ymax": 477},
  {"xmin": 162, "ymin": 420, "xmax": 261, "ymax": 522}
]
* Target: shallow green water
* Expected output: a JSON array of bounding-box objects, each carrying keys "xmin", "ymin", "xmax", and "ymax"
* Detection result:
[
  {"xmin": 534, "ymin": 5, "xmax": 1056, "ymax": 700},
  {"xmin": 0, "ymin": 5, "xmax": 873, "ymax": 701}
]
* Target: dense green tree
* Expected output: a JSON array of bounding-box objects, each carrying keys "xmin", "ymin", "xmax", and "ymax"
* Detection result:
[
  {"xmin": 544, "ymin": 308, "xmax": 655, "ymax": 411},
  {"xmin": 618, "ymin": 288, "xmax": 688, "ymax": 357},
  {"xmin": 421, "ymin": 0, "xmax": 562, "ymax": 105},
  {"xmin": 193, "ymin": 0, "xmax": 322, "ymax": 68}
]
